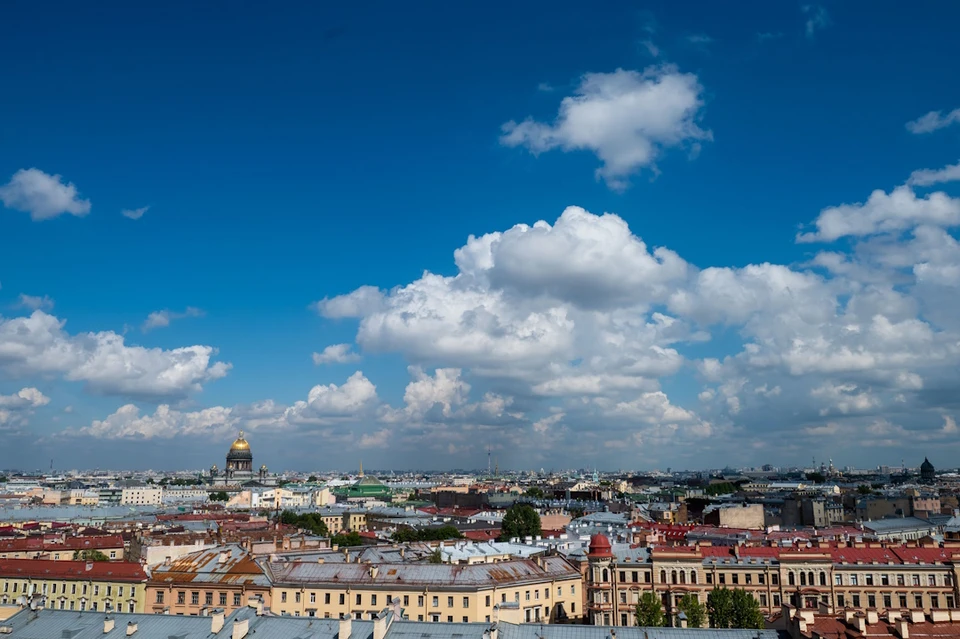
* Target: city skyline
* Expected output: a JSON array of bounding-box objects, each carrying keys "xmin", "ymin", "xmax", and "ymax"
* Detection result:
[{"xmin": 2, "ymin": 2, "xmax": 960, "ymax": 471}]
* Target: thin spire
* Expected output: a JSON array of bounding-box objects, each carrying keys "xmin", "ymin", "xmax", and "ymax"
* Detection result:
[{"xmin": 359, "ymin": 460, "xmax": 364, "ymax": 478}]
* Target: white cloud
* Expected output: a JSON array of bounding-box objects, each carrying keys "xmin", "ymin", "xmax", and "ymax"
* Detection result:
[
  {"xmin": 802, "ymin": 5, "xmax": 831, "ymax": 38},
  {"xmin": 284, "ymin": 371, "xmax": 379, "ymax": 424},
  {"xmin": 314, "ymin": 286, "xmax": 384, "ymax": 319},
  {"xmin": 500, "ymin": 66, "xmax": 711, "ymax": 190},
  {"xmin": 0, "ymin": 168, "xmax": 91, "ymax": 221},
  {"xmin": 797, "ymin": 186, "xmax": 960, "ymax": 242},
  {"xmin": 142, "ymin": 307, "xmax": 205, "ymax": 332},
  {"xmin": 0, "ymin": 387, "xmax": 50, "ymax": 429},
  {"xmin": 121, "ymin": 206, "xmax": 149, "ymax": 220},
  {"xmin": 0, "ymin": 310, "xmax": 229, "ymax": 400},
  {"xmin": 908, "ymin": 161, "xmax": 960, "ymax": 187},
  {"xmin": 16, "ymin": 294, "xmax": 54, "ymax": 311},
  {"xmin": 640, "ymin": 40, "xmax": 660, "ymax": 57},
  {"xmin": 906, "ymin": 108, "xmax": 960, "ymax": 134},
  {"xmin": 312, "ymin": 343, "xmax": 361, "ymax": 365}
]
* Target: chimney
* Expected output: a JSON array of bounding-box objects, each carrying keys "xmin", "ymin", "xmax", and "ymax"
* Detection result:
[
  {"xmin": 232, "ymin": 618, "xmax": 249, "ymax": 639},
  {"xmin": 164, "ymin": 556, "xmax": 171, "ymax": 566},
  {"xmin": 867, "ymin": 609, "xmax": 879, "ymax": 625},
  {"xmin": 211, "ymin": 609, "xmax": 225, "ymax": 633},
  {"xmin": 370, "ymin": 565, "xmax": 379, "ymax": 578},
  {"xmin": 931, "ymin": 609, "xmax": 950, "ymax": 623},
  {"xmin": 103, "ymin": 618, "xmax": 115, "ymax": 633},
  {"xmin": 126, "ymin": 622, "xmax": 138, "ymax": 636},
  {"xmin": 896, "ymin": 618, "xmax": 910, "ymax": 639},
  {"xmin": 888, "ymin": 611, "xmax": 902, "ymax": 623},
  {"xmin": 340, "ymin": 614, "xmax": 353, "ymax": 639},
  {"xmin": 373, "ymin": 610, "xmax": 392, "ymax": 639},
  {"xmin": 910, "ymin": 610, "xmax": 925, "ymax": 624},
  {"xmin": 219, "ymin": 550, "xmax": 229, "ymax": 564},
  {"xmin": 854, "ymin": 612, "xmax": 867, "ymax": 634}
]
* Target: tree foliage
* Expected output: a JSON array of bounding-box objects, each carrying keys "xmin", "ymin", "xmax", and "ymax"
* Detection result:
[
  {"xmin": 678, "ymin": 593, "xmax": 706, "ymax": 628},
  {"xmin": 705, "ymin": 482, "xmax": 736, "ymax": 496},
  {"xmin": 524, "ymin": 487, "xmax": 545, "ymax": 499},
  {"xmin": 208, "ymin": 491, "xmax": 230, "ymax": 502},
  {"xmin": 74, "ymin": 550, "xmax": 111, "ymax": 561},
  {"xmin": 391, "ymin": 525, "xmax": 463, "ymax": 543},
  {"xmin": 567, "ymin": 506, "xmax": 585, "ymax": 520},
  {"xmin": 805, "ymin": 472, "xmax": 825, "ymax": 484},
  {"xmin": 499, "ymin": 503, "xmax": 542, "ymax": 541},
  {"xmin": 331, "ymin": 531, "xmax": 363, "ymax": 547},
  {"xmin": 279, "ymin": 510, "xmax": 330, "ymax": 536},
  {"xmin": 635, "ymin": 591, "xmax": 666, "ymax": 627},
  {"xmin": 857, "ymin": 484, "xmax": 872, "ymax": 495},
  {"xmin": 708, "ymin": 588, "xmax": 764, "ymax": 629},
  {"xmin": 308, "ymin": 476, "xmax": 319, "ymax": 483}
]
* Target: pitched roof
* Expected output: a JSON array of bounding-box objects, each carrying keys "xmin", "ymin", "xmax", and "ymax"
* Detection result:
[{"xmin": 0, "ymin": 559, "xmax": 146, "ymax": 581}]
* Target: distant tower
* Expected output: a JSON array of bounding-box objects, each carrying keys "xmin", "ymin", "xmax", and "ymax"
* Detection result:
[
  {"xmin": 358, "ymin": 460, "xmax": 364, "ymax": 478},
  {"xmin": 488, "ymin": 448, "xmax": 492, "ymax": 476}
]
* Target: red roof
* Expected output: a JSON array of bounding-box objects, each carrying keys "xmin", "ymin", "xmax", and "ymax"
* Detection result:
[
  {"xmin": 464, "ymin": 530, "xmax": 500, "ymax": 542},
  {"xmin": 0, "ymin": 535, "xmax": 124, "ymax": 554},
  {"xmin": 0, "ymin": 559, "xmax": 147, "ymax": 581}
]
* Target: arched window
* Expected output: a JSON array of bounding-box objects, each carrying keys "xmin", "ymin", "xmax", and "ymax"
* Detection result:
[
  {"xmin": 800, "ymin": 572, "xmax": 807, "ymax": 586},
  {"xmin": 789, "ymin": 572, "xmax": 796, "ymax": 586},
  {"xmin": 808, "ymin": 572, "xmax": 815, "ymax": 587},
  {"xmin": 601, "ymin": 569, "xmax": 608, "ymax": 583},
  {"xmin": 661, "ymin": 570, "xmax": 667, "ymax": 584},
  {"xmin": 691, "ymin": 571, "xmax": 698, "ymax": 585},
  {"xmin": 819, "ymin": 572, "xmax": 826, "ymax": 586},
  {"xmin": 671, "ymin": 570, "xmax": 678, "ymax": 584},
  {"xmin": 680, "ymin": 571, "xmax": 686, "ymax": 584}
]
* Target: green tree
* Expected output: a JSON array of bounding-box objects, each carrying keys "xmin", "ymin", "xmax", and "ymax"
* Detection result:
[
  {"xmin": 331, "ymin": 531, "xmax": 362, "ymax": 546},
  {"xmin": 391, "ymin": 525, "xmax": 463, "ymax": 543},
  {"xmin": 208, "ymin": 491, "xmax": 229, "ymax": 502},
  {"xmin": 0, "ymin": 476, "xmax": 7, "ymax": 483},
  {"xmin": 731, "ymin": 589, "xmax": 764, "ymax": 629},
  {"xmin": 635, "ymin": 591, "xmax": 666, "ymax": 627},
  {"xmin": 308, "ymin": 475, "xmax": 319, "ymax": 483},
  {"xmin": 499, "ymin": 503, "xmax": 541, "ymax": 541},
  {"xmin": 73, "ymin": 550, "xmax": 110, "ymax": 562},
  {"xmin": 805, "ymin": 472, "xmax": 825, "ymax": 484},
  {"xmin": 427, "ymin": 548, "xmax": 443, "ymax": 564},
  {"xmin": 524, "ymin": 486, "xmax": 545, "ymax": 499},
  {"xmin": 677, "ymin": 593, "xmax": 706, "ymax": 628},
  {"xmin": 707, "ymin": 587, "xmax": 734, "ymax": 628},
  {"xmin": 857, "ymin": 484, "xmax": 872, "ymax": 495},
  {"xmin": 278, "ymin": 510, "xmax": 330, "ymax": 536},
  {"xmin": 705, "ymin": 482, "xmax": 736, "ymax": 496},
  {"xmin": 568, "ymin": 506, "xmax": 585, "ymax": 520}
]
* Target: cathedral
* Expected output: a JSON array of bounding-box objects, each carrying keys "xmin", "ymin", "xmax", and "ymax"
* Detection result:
[{"xmin": 209, "ymin": 431, "xmax": 274, "ymax": 486}]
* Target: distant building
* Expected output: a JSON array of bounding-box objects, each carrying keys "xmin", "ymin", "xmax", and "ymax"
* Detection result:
[
  {"xmin": 0, "ymin": 559, "xmax": 147, "ymax": 612},
  {"xmin": 921, "ymin": 457, "xmax": 936, "ymax": 484},
  {"xmin": 210, "ymin": 431, "xmax": 275, "ymax": 487}
]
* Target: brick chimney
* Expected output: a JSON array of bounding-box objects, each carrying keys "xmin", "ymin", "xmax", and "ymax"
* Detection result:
[
  {"xmin": 232, "ymin": 618, "xmax": 249, "ymax": 639},
  {"xmin": 126, "ymin": 622, "xmax": 138, "ymax": 636},
  {"xmin": 103, "ymin": 618, "xmax": 115, "ymax": 633},
  {"xmin": 340, "ymin": 614, "xmax": 353, "ymax": 639},
  {"xmin": 896, "ymin": 618, "xmax": 910, "ymax": 639},
  {"xmin": 211, "ymin": 609, "xmax": 225, "ymax": 633}
]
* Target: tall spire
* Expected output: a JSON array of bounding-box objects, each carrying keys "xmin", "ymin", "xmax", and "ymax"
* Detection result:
[{"xmin": 359, "ymin": 460, "xmax": 364, "ymax": 478}]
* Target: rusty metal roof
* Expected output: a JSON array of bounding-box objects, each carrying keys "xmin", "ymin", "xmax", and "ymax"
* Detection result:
[
  {"xmin": 149, "ymin": 543, "xmax": 271, "ymax": 588},
  {"xmin": 265, "ymin": 556, "xmax": 579, "ymax": 589}
]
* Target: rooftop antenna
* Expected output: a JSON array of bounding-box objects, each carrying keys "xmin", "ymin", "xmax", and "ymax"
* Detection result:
[{"xmin": 488, "ymin": 448, "xmax": 492, "ymax": 476}]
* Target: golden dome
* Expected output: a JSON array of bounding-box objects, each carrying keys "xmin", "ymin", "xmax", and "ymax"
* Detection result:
[{"xmin": 229, "ymin": 430, "xmax": 250, "ymax": 452}]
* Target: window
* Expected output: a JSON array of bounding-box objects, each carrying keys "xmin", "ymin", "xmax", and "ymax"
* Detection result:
[
  {"xmin": 820, "ymin": 573, "xmax": 827, "ymax": 586},
  {"xmin": 571, "ymin": 603, "xmax": 576, "ymax": 613},
  {"xmin": 356, "ymin": 594, "xmax": 362, "ymax": 606},
  {"xmin": 691, "ymin": 571, "xmax": 697, "ymax": 585},
  {"xmin": 310, "ymin": 593, "xmax": 316, "ymax": 604},
  {"xmin": 680, "ymin": 571, "xmax": 686, "ymax": 584},
  {"xmin": 463, "ymin": 597, "xmax": 469, "ymax": 608},
  {"xmin": 448, "ymin": 596, "xmax": 454, "ymax": 607},
  {"xmin": 853, "ymin": 595, "xmax": 861, "ymax": 608},
  {"xmin": 866, "ymin": 574, "xmax": 874, "ymax": 586},
  {"xmin": 707, "ymin": 573, "xmax": 714, "ymax": 584},
  {"xmin": 915, "ymin": 595, "xmax": 923, "ymax": 608},
  {"xmin": 645, "ymin": 572, "xmax": 651, "ymax": 583},
  {"xmin": 789, "ymin": 573, "xmax": 796, "ymax": 586},
  {"xmin": 719, "ymin": 574, "xmax": 726, "ymax": 585},
  {"xmin": 913, "ymin": 575, "xmax": 921, "ymax": 586},
  {"xmin": 535, "ymin": 590, "xmax": 540, "ymax": 600},
  {"xmin": 92, "ymin": 602, "xmax": 98, "ymax": 611},
  {"xmin": 931, "ymin": 595, "xmax": 940, "ymax": 609},
  {"xmin": 485, "ymin": 595, "xmax": 491, "ymax": 606},
  {"xmin": 72, "ymin": 584, "xmax": 77, "ymax": 595},
  {"xmin": 447, "ymin": 616, "xmax": 453, "ymax": 623},
  {"xmin": 621, "ymin": 613, "xmax": 628, "ymax": 626},
  {"xmin": 947, "ymin": 575, "xmax": 954, "ymax": 586},
  {"xmin": 178, "ymin": 592, "xmax": 185, "ymax": 605},
  {"xmin": 463, "ymin": 617, "xmax": 468, "ymax": 623},
  {"xmin": 850, "ymin": 575, "xmax": 859, "ymax": 586},
  {"xmin": 433, "ymin": 596, "xmax": 439, "ymax": 608},
  {"xmin": 745, "ymin": 574, "xmax": 751, "ymax": 585},
  {"xmin": 432, "ymin": 615, "xmax": 440, "ymax": 623},
  {"xmin": 501, "ymin": 594, "xmax": 506, "ymax": 603},
  {"xmin": 370, "ymin": 594, "xmax": 376, "ymax": 606},
  {"xmin": 295, "ymin": 592, "xmax": 302, "ymax": 604},
  {"xmin": 929, "ymin": 575, "xmax": 937, "ymax": 587},
  {"xmin": 557, "ymin": 588, "xmax": 561, "ymax": 598},
  {"xmin": 128, "ymin": 603, "xmax": 135, "ymax": 614},
  {"xmin": 620, "ymin": 591, "xmax": 627, "ymax": 604},
  {"xmin": 867, "ymin": 595, "xmax": 875, "ymax": 608},
  {"xmin": 156, "ymin": 592, "xmax": 164, "ymax": 604},
  {"xmin": 191, "ymin": 592, "xmax": 199, "ymax": 605},
  {"xmin": 837, "ymin": 595, "xmax": 845, "ymax": 607},
  {"xmin": 773, "ymin": 595, "xmax": 780, "ymax": 607},
  {"xmin": 110, "ymin": 551, "xmax": 117, "ymax": 559},
  {"xmin": 281, "ymin": 592, "xmax": 288, "ymax": 604},
  {"xmin": 94, "ymin": 585, "xmax": 100, "ymax": 596},
  {"xmin": 760, "ymin": 594, "xmax": 767, "ymax": 607},
  {"xmin": 220, "ymin": 593, "xmax": 227, "ymax": 606},
  {"xmin": 660, "ymin": 570, "xmax": 667, "ymax": 583},
  {"xmin": 733, "ymin": 574, "xmax": 739, "ymax": 585},
  {"xmin": 632, "ymin": 571, "xmax": 638, "ymax": 583},
  {"xmin": 899, "ymin": 595, "xmax": 907, "ymax": 608},
  {"xmin": 758, "ymin": 574, "xmax": 765, "ymax": 585},
  {"xmin": 206, "ymin": 592, "xmax": 213, "ymax": 605},
  {"xmin": 620, "ymin": 571, "xmax": 626, "ymax": 582},
  {"xmin": 233, "ymin": 594, "xmax": 242, "ymax": 606},
  {"xmin": 671, "ymin": 570, "xmax": 678, "ymax": 585},
  {"xmin": 948, "ymin": 596, "xmax": 955, "ymax": 609},
  {"xmin": 118, "ymin": 587, "xmax": 123, "ymax": 598},
  {"xmin": 881, "ymin": 575, "xmax": 890, "ymax": 586},
  {"xmin": 340, "ymin": 594, "xmax": 345, "ymax": 605},
  {"xmin": 772, "ymin": 574, "xmax": 779, "ymax": 585},
  {"xmin": 800, "ymin": 572, "xmax": 807, "ymax": 586},
  {"xmin": 571, "ymin": 585, "xmax": 576, "ymax": 595},
  {"xmin": 884, "ymin": 595, "xmax": 892, "ymax": 608},
  {"xmin": 601, "ymin": 569, "xmax": 609, "ymax": 582},
  {"xmin": 325, "ymin": 593, "xmax": 331, "ymax": 604}
]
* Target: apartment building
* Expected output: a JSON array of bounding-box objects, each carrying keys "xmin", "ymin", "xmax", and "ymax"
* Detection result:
[
  {"xmin": 0, "ymin": 559, "xmax": 147, "ymax": 613},
  {"xmin": 0, "ymin": 535, "xmax": 125, "ymax": 561},
  {"xmin": 263, "ymin": 556, "xmax": 583, "ymax": 624},
  {"xmin": 120, "ymin": 486, "xmax": 164, "ymax": 506},
  {"xmin": 146, "ymin": 544, "xmax": 272, "ymax": 616},
  {"xmin": 583, "ymin": 534, "xmax": 960, "ymax": 627}
]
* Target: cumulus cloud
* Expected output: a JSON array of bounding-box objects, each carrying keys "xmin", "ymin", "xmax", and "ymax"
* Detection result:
[
  {"xmin": 0, "ymin": 168, "xmax": 91, "ymax": 221},
  {"xmin": 16, "ymin": 294, "xmax": 54, "ymax": 311},
  {"xmin": 0, "ymin": 310, "xmax": 229, "ymax": 400},
  {"xmin": 142, "ymin": 307, "xmax": 205, "ymax": 332},
  {"xmin": 908, "ymin": 161, "xmax": 960, "ymax": 187},
  {"xmin": 0, "ymin": 387, "xmax": 50, "ymax": 429},
  {"xmin": 500, "ymin": 66, "xmax": 711, "ymax": 190},
  {"xmin": 314, "ymin": 286, "xmax": 384, "ymax": 319},
  {"xmin": 312, "ymin": 343, "xmax": 360, "ymax": 365},
  {"xmin": 906, "ymin": 108, "xmax": 960, "ymax": 134},
  {"xmin": 121, "ymin": 206, "xmax": 149, "ymax": 220},
  {"xmin": 797, "ymin": 186, "xmax": 960, "ymax": 242}
]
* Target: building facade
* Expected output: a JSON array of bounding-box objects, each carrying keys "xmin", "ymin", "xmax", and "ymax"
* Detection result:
[
  {"xmin": 263, "ymin": 556, "xmax": 583, "ymax": 623},
  {"xmin": 0, "ymin": 559, "xmax": 147, "ymax": 613},
  {"xmin": 583, "ymin": 534, "xmax": 960, "ymax": 627}
]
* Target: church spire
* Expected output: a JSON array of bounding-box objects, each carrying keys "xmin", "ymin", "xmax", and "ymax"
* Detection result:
[{"xmin": 358, "ymin": 460, "xmax": 364, "ymax": 478}]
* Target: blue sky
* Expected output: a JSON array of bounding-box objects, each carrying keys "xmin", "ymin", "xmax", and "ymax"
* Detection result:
[{"xmin": 2, "ymin": 1, "xmax": 960, "ymax": 472}]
